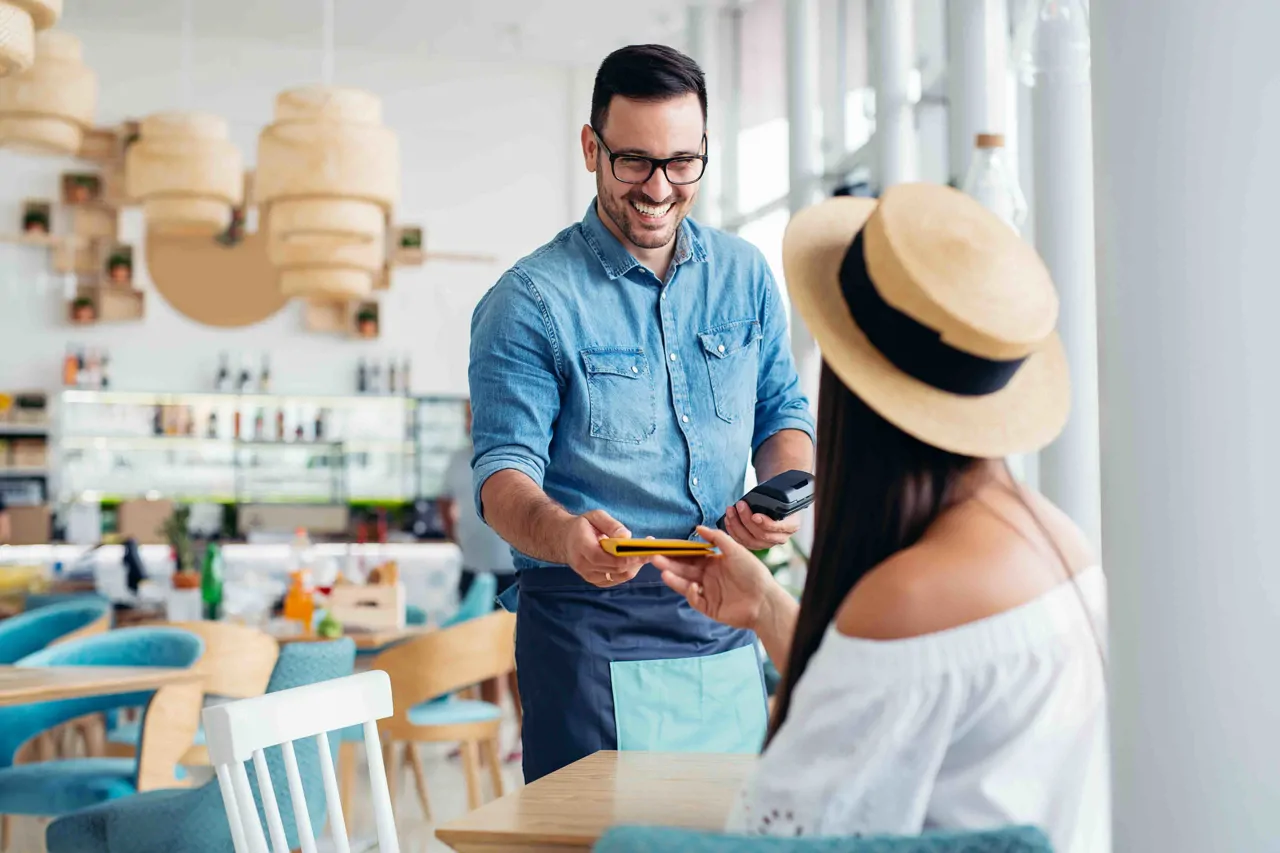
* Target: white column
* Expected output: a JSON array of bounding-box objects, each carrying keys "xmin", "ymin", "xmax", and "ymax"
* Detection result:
[
  {"xmin": 1096, "ymin": 3, "xmax": 1280, "ymax": 849},
  {"xmin": 785, "ymin": 0, "xmax": 821, "ymax": 565},
  {"xmin": 686, "ymin": 4, "xmax": 720, "ymax": 226},
  {"xmin": 819, "ymin": 0, "xmax": 849, "ymax": 186},
  {"xmin": 1026, "ymin": 2, "xmax": 1100, "ymax": 548},
  {"xmin": 872, "ymin": 0, "xmax": 918, "ymax": 187},
  {"xmin": 720, "ymin": 4, "xmax": 743, "ymax": 229},
  {"xmin": 946, "ymin": 0, "xmax": 1008, "ymax": 185}
]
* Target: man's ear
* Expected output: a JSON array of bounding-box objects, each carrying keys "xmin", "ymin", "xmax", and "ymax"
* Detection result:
[{"xmin": 581, "ymin": 124, "xmax": 598, "ymax": 174}]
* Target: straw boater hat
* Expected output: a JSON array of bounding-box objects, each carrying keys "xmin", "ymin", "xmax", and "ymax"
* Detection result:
[{"xmin": 783, "ymin": 182, "xmax": 1069, "ymax": 459}]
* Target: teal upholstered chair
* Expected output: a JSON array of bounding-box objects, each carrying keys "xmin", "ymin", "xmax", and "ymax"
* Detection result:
[
  {"xmin": 405, "ymin": 604, "xmax": 428, "ymax": 626},
  {"xmin": 45, "ymin": 638, "xmax": 358, "ymax": 853},
  {"xmin": 0, "ymin": 627, "xmax": 204, "ymax": 833},
  {"xmin": 0, "ymin": 599, "xmax": 113, "ymax": 664},
  {"xmin": 593, "ymin": 826, "xmax": 1055, "ymax": 853},
  {"xmin": 23, "ymin": 592, "xmax": 111, "ymax": 612},
  {"xmin": 442, "ymin": 571, "xmax": 496, "ymax": 628}
]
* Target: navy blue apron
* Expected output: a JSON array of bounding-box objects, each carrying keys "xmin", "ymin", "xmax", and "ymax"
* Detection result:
[{"xmin": 500, "ymin": 564, "xmax": 768, "ymax": 783}]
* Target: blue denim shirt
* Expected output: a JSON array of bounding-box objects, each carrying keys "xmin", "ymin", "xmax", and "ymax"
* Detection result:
[{"xmin": 469, "ymin": 201, "xmax": 815, "ymax": 571}]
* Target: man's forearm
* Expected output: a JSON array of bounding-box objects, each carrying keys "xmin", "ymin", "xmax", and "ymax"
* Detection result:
[
  {"xmin": 480, "ymin": 469, "xmax": 575, "ymax": 565},
  {"xmin": 754, "ymin": 428, "xmax": 814, "ymax": 483},
  {"xmin": 757, "ymin": 583, "xmax": 800, "ymax": 673}
]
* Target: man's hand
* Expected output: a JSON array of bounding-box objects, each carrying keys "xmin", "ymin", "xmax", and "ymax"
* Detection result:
[
  {"xmin": 562, "ymin": 509, "xmax": 647, "ymax": 588},
  {"xmin": 721, "ymin": 501, "xmax": 801, "ymax": 550}
]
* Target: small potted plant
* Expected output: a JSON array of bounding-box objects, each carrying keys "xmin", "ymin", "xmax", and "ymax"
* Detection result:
[
  {"xmin": 71, "ymin": 295, "xmax": 96, "ymax": 324},
  {"xmin": 161, "ymin": 505, "xmax": 199, "ymax": 587},
  {"xmin": 356, "ymin": 304, "xmax": 379, "ymax": 338},
  {"xmin": 106, "ymin": 248, "xmax": 132, "ymax": 286},
  {"xmin": 21, "ymin": 201, "xmax": 50, "ymax": 234},
  {"xmin": 64, "ymin": 173, "xmax": 100, "ymax": 205}
]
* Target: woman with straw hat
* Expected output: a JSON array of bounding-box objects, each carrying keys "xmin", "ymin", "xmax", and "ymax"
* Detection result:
[{"xmin": 653, "ymin": 183, "xmax": 1108, "ymax": 852}]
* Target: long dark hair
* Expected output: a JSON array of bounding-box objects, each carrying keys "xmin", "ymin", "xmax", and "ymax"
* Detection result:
[{"xmin": 767, "ymin": 363, "xmax": 983, "ymax": 743}]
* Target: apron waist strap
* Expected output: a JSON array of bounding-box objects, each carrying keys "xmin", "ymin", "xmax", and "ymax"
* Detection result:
[{"xmin": 516, "ymin": 564, "xmax": 667, "ymax": 591}]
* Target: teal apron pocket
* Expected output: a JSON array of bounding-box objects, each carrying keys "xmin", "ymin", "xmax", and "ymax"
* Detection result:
[{"xmin": 609, "ymin": 644, "xmax": 767, "ymax": 754}]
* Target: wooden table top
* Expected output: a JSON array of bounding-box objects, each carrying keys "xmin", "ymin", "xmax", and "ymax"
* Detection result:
[
  {"xmin": 267, "ymin": 626, "xmax": 428, "ymax": 651},
  {"xmin": 435, "ymin": 751, "xmax": 757, "ymax": 852},
  {"xmin": 0, "ymin": 665, "xmax": 203, "ymax": 706}
]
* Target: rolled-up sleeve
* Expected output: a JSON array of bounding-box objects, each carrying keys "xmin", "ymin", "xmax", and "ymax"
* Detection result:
[
  {"xmin": 468, "ymin": 270, "xmax": 563, "ymax": 521},
  {"xmin": 752, "ymin": 261, "xmax": 817, "ymax": 452}
]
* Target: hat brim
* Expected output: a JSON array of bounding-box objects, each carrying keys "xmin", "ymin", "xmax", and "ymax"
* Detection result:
[{"xmin": 783, "ymin": 196, "xmax": 1071, "ymax": 459}]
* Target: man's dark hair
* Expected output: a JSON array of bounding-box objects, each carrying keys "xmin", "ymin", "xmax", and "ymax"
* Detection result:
[{"xmin": 590, "ymin": 44, "xmax": 707, "ymax": 133}]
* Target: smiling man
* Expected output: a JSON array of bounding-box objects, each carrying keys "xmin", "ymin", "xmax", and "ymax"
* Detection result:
[{"xmin": 468, "ymin": 44, "xmax": 815, "ymax": 782}]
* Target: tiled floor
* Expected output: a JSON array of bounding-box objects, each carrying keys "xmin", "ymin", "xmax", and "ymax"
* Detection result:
[{"xmin": 8, "ymin": 714, "xmax": 525, "ymax": 853}]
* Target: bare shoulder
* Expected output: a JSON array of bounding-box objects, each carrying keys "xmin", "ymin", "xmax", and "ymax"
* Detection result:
[{"xmin": 835, "ymin": 490, "xmax": 1097, "ymax": 641}]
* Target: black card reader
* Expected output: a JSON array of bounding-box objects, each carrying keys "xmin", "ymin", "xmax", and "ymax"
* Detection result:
[{"xmin": 716, "ymin": 469, "xmax": 815, "ymax": 531}]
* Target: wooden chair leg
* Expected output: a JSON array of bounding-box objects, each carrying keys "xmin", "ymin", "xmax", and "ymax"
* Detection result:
[
  {"xmin": 480, "ymin": 736, "xmax": 503, "ymax": 801},
  {"xmin": 338, "ymin": 741, "xmax": 357, "ymax": 832},
  {"xmin": 382, "ymin": 740, "xmax": 398, "ymax": 812},
  {"xmin": 404, "ymin": 742, "xmax": 432, "ymax": 820},
  {"xmin": 1, "ymin": 814, "xmax": 10, "ymax": 853},
  {"xmin": 508, "ymin": 671, "xmax": 522, "ymax": 728},
  {"xmin": 460, "ymin": 740, "xmax": 482, "ymax": 811}
]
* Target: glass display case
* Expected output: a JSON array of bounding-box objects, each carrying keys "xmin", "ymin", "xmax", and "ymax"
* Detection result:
[{"xmin": 55, "ymin": 390, "xmax": 466, "ymax": 505}]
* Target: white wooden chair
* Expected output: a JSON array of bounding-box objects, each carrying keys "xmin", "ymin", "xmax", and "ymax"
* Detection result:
[{"xmin": 202, "ymin": 670, "xmax": 399, "ymax": 853}]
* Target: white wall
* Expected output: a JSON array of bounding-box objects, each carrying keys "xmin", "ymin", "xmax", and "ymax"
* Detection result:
[{"xmin": 0, "ymin": 30, "xmax": 593, "ymax": 397}]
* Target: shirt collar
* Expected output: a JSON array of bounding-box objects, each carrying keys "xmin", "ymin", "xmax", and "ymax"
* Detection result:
[{"xmin": 581, "ymin": 199, "xmax": 708, "ymax": 281}]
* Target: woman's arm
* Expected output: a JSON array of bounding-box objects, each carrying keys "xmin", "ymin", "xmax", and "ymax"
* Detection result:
[{"xmin": 652, "ymin": 525, "xmax": 800, "ymax": 672}]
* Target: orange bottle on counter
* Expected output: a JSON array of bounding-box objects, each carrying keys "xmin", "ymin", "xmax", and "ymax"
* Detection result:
[{"xmin": 283, "ymin": 569, "xmax": 315, "ymax": 631}]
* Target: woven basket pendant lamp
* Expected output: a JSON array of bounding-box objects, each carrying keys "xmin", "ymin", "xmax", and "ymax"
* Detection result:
[
  {"xmin": 0, "ymin": 28, "xmax": 94, "ymax": 154},
  {"xmin": 0, "ymin": 0, "xmax": 59, "ymax": 77},
  {"xmin": 256, "ymin": 85, "xmax": 400, "ymax": 299},
  {"xmin": 126, "ymin": 111, "xmax": 244, "ymax": 236}
]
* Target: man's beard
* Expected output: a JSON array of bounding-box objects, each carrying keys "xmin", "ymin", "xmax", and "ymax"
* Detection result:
[{"xmin": 597, "ymin": 174, "xmax": 685, "ymax": 251}]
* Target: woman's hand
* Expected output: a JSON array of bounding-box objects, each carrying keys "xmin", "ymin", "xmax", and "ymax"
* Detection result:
[{"xmin": 652, "ymin": 525, "xmax": 779, "ymax": 631}]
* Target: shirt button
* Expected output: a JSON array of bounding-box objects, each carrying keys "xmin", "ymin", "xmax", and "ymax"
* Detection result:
[
  {"xmin": 682, "ymin": 415, "xmax": 689, "ymax": 423},
  {"xmin": 661, "ymin": 291, "xmax": 668, "ymax": 300},
  {"xmin": 669, "ymin": 353, "xmax": 677, "ymax": 362},
  {"xmin": 717, "ymin": 345, "xmax": 726, "ymax": 354},
  {"xmin": 631, "ymin": 366, "xmax": 638, "ymax": 374},
  {"xmin": 692, "ymin": 477, "xmax": 699, "ymax": 485}
]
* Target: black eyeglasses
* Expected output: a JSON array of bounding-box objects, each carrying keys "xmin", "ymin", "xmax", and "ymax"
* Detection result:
[{"xmin": 591, "ymin": 127, "xmax": 708, "ymax": 186}]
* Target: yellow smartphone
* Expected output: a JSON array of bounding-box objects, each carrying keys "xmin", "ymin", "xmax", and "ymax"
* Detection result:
[{"xmin": 599, "ymin": 538, "xmax": 717, "ymax": 558}]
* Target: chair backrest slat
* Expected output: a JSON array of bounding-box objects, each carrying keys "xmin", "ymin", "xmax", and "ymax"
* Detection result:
[
  {"xmin": 314, "ymin": 730, "xmax": 352, "ymax": 853},
  {"xmin": 362, "ymin": 719, "xmax": 401, "ymax": 853},
  {"xmin": 280, "ymin": 740, "xmax": 318, "ymax": 853},
  {"xmin": 215, "ymin": 763, "xmax": 252, "ymax": 853},
  {"xmin": 230, "ymin": 758, "xmax": 271, "ymax": 853},
  {"xmin": 252, "ymin": 748, "xmax": 292, "ymax": 853},
  {"xmin": 204, "ymin": 670, "xmax": 398, "ymax": 853}
]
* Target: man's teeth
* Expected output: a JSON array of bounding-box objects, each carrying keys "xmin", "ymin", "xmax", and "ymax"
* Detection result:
[{"xmin": 632, "ymin": 200, "xmax": 672, "ymax": 217}]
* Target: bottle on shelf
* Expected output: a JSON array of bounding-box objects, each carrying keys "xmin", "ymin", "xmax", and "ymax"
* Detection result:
[
  {"xmin": 152, "ymin": 405, "xmax": 163, "ymax": 436},
  {"xmin": 200, "ymin": 540, "xmax": 224, "ymax": 621},
  {"xmin": 370, "ymin": 362, "xmax": 382, "ymax": 395},
  {"xmin": 314, "ymin": 408, "xmax": 326, "ymax": 441},
  {"xmin": 207, "ymin": 409, "xmax": 219, "ymax": 438},
  {"xmin": 388, "ymin": 358, "xmax": 398, "ymax": 395},
  {"xmin": 258, "ymin": 354, "xmax": 272, "ymax": 393},
  {"xmin": 961, "ymin": 133, "xmax": 1028, "ymax": 233},
  {"xmin": 282, "ymin": 568, "xmax": 315, "ymax": 632},
  {"xmin": 62, "ymin": 346, "xmax": 78, "ymax": 387},
  {"xmin": 215, "ymin": 352, "xmax": 232, "ymax": 393},
  {"xmin": 233, "ymin": 407, "xmax": 242, "ymax": 440},
  {"xmin": 357, "ymin": 358, "xmax": 368, "ymax": 394},
  {"xmin": 99, "ymin": 349, "xmax": 110, "ymax": 389},
  {"xmin": 75, "ymin": 349, "xmax": 87, "ymax": 388},
  {"xmin": 275, "ymin": 408, "xmax": 285, "ymax": 442},
  {"xmin": 401, "ymin": 354, "xmax": 411, "ymax": 396},
  {"xmin": 253, "ymin": 408, "xmax": 265, "ymax": 440},
  {"xmin": 237, "ymin": 356, "xmax": 253, "ymax": 394}
]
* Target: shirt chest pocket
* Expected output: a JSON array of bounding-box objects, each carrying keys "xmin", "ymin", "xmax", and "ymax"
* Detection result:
[
  {"xmin": 581, "ymin": 348, "xmax": 657, "ymax": 444},
  {"xmin": 699, "ymin": 320, "xmax": 762, "ymax": 425}
]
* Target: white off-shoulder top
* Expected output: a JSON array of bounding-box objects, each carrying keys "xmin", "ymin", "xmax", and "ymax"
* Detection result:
[{"xmin": 728, "ymin": 565, "xmax": 1109, "ymax": 853}]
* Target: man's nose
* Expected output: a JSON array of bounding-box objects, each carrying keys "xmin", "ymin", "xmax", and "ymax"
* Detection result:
[{"xmin": 643, "ymin": 166, "xmax": 673, "ymax": 200}]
